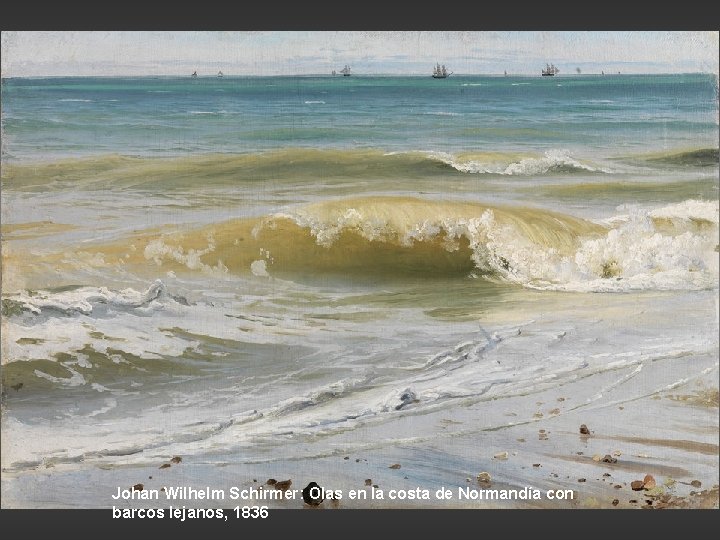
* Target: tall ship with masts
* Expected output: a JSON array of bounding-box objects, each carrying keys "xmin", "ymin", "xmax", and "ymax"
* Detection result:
[
  {"xmin": 541, "ymin": 63, "xmax": 559, "ymax": 76},
  {"xmin": 340, "ymin": 65, "xmax": 351, "ymax": 76},
  {"xmin": 432, "ymin": 63, "xmax": 451, "ymax": 78}
]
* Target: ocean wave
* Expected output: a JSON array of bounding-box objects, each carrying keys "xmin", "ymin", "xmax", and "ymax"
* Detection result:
[
  {"xmin": 73, "ymin": 197, "xmax": 718, "ymax": 293},
  {"xmin": 434, "ymin": 149, "xmax": 612, "ymax": 175},
  {"xmin": 3, "ymin": 148, "xmax": 612, "ymax": 191},
  {"xmin": 304, "ymin": 100, "xmax": 325, "ymax": 104},
  {"xmin": 640, "ymin": 148, "xmax": 719, "ymax": 167},
  {"xmin": 424, "ymin": 111, "xmax": 461, "ymax": 116}
]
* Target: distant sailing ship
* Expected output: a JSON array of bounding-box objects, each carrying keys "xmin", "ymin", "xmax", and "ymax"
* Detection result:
[
  {"xmin": 432, "ymin": 63, "xmax": 451, "ymax": 78},
  {"xmin": 541, "ymin": 64, "xmax": 559, "ymax": 76},
  {"xmin": 191, "ymin": 71, "xmax": 198, "ymax": 78},
  {"xmin": 340, "ymin": 65, "xmax": 351, "ymax": 76},
  {"xmin": 217, "ymin": 71, "xmax": 223, "ymax": 78}
]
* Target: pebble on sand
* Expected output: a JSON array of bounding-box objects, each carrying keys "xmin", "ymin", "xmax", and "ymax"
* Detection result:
[
  {"xmin": 170, "ymin": 456, "xmax": 182, "ymax": 464},
  {"xmin": 266, "ymin": 479, "xmax": 277, "ymax": 485},
  {"xmin": 494, "ymin": 451, "xmax": 509, "ymax": 460},
  {"xmin": 365, "ymin": 479, "xmax": 372, "ymax": 486},
  {"xmin": 133, "ymin": 483, "xmax": 144, "ymax": 491},
  {"xmin": 477, "ymin": 472, "xmax": 491, "ymax": 483},
  {"xmin": 643, "ymin": 475, "xmax": 656, "ymax": 489},
  {"xmin": 612, "ymin": 499, "xmax": 619, "ymax": 506},
  {"xmin": 275, "ymin": 480, "xmax": 292, "ymax": 492},
  {"xmin": 631, "ymin": 480, "xmax": 645, "ymax": 491},
  {"xmin": 579, "ymin": 424, "xmax": 590, "ymax": 435},
  {"xmin": 602, "ymin": 455, "xmax": 617, "ymax": 464},
  {"xmin": 389, "ymin": 464, "xmax": 401, "ymax": 469},
  {"xmin": 159, "ymin": 463, "xmax": 171, "ymax": 469},
  {"xmin": 690, "ymin": 480, "xmax": 702, "ymax": 488}
]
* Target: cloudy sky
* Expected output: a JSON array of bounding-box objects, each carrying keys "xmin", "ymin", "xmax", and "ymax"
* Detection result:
[{"xmin": 2, "ymin": 31, "xmax": 718, "ymax": 77}]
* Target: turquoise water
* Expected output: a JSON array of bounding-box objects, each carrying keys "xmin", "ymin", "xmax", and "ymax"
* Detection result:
[{"xmin": 2, "ymin": 74, "xmax": 717, "ymax": 160}]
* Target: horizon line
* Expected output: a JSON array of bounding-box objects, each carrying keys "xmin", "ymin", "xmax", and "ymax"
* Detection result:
[{"xmin": 3, "ymin": 71, "xmax": 715, "ymax": 79}]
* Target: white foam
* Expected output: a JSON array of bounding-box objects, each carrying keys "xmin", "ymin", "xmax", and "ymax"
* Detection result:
[
  {"xmin": 250, "ymin": 259, "xmax": 270, "ymax": 277},
  {"xmin": 144, "ymin": 236, "xmax": 228, "ymax": 275},
  {"xmin": 473, "ymin": 202, "xmax": 719, "ymax": 292},
  {"xmin": 432, "ymin": 149, "xmax": 611, "ymax": 175}
]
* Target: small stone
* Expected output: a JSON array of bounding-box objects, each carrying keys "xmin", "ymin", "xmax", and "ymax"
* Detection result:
[
  {"xmin": 576, "ymin": 452, "xmax": 584, "ymax": 455},
  {"xmin": 539, "ymin": 429, "xmax": 546, "ymax": 433},
  {"xmin": 592, "ymin": 454, "xmax": 602, "ymax": 462},
  {"xmin": 643, "ymin": 475, "xmax": 656, "ymax": 489},
  {"xmin": 690, "ymin": 480, "xmax": 702, "ymax": 488},
  {"xmin": 148, "ymin": 476, "xmax": 152, "ymax": 479},
  {"xmin": 517, "ymin": 438, "xmax": 526, "ymax": 443},
  {"xmin": 159, "ymin": 463, "xmax": 171, "ymax": 469},
  {"xmin": 579, "ymin": 424, "xmax": 590, "ymax": 435},
  {"xmin": 533, "ymin": 464, "xmax": 541, "ymax": 468},
  {"xmin": 170, "ymin": 456, "xmax": 182, "ymax": 464},
  {"xmin": 365, "ymin": 479, "xmax": 372, "ymax": 486},
  {"xmin": 372, "ymin": 484, "xmax": 378, "ymax": 489},
  {"xmin": 275, "ymin": 480, "xmax": 292, "ymax": 492},
  {"xmin": 578, "ymin": 478, "xmax": 586, "ymax": 483},
  {"xmin": 266, "ymin": 479, "xmax": 277, "ymax": 485},
  {"xmin": 494, "ymin": 451, "xmax": 509, "ymax": 460},
  {"xmin": 557, "ymin": 397, "xmax": 565, "ymax": 402},
  {"xmin": 603, "ymin": 473, "xmax": 612, "ymax": 477},
  {"xmin": 533, "ymin": 412, "xmax": 544, "ymax": 418},
  {"xmin": 631, "ymin": 480, "xmax": 645, "ymax": 491},
  {"xmin": 602, "ymin": 455, "xmax": 617, "ymax": 464},
  {"xmin": 389, "ymin": 464, "xmax": 401, "ymax": 469},
  {"xmin": 477, "ymin": 472, "xmax": 491, "ymax": 483},
  {"xmin": 343, "ymin": 456, "xmax": 349, "ymax": 460},
  {"xmin": 132, "ymin": 483, "xmax": 144, "ymax": 491},
  {"xmin": 645, "ymin": 486, "xmax": 665, "ymax": 497},
  {"xmin": 619, "ymin": 406, "xmax": 624, "ymax": 410},
  {"xmin": 549, "ymin": 408, "xmax": 560, "ymax": 415},
  {"xmin": 663, "ymin": 477, "xmax": 676, "ymax": 487},
  {"xmin": 356, "ymin": 459, "xmax": 361, "ymax": 463},
  {"xmin": 612, "ymin": 450, "xmax": 622, "ymax": 457},
  {"xmin": 614, "ymin": 484, "xmax": 622, "ymax": 489},
  {"xmin": 629, "ymin": 499, "xmax": 638, "ymax": 504},
  {"xmin": 612, "ymin": 499, "xmax": 619, "ymax": 506}
]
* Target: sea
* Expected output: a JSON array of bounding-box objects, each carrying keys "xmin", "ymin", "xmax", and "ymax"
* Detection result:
[{"xmin": 1, "ymin": 74, "xmax": 718, "ymax": 507}]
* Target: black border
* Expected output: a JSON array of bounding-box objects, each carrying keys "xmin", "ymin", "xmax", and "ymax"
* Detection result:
[
  {"xmin": 0, "ymin": 1, "xmax": 719, "ymax": 30},
  {"xmin": 2, "ymin": 508, "xmax": 720, "ymax": 532},
  {"xmin": 1, "ymin": 0, "xmax": 718, "ymax": 535}
]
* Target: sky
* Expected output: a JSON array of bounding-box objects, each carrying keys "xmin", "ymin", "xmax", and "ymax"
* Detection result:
[{"xmin": 1, "ymin": 31, "xmax": 718, "ymax": 77}]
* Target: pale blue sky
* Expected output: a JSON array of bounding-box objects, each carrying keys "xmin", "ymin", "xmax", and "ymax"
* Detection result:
[{"xmin": 2, "ymin": 31, "xmax": 718, "ymax": 77}]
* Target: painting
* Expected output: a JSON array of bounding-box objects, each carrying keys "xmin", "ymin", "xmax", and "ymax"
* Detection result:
[{"xmin": 1, "ymin": 31, "xmax": 718, "ymax": 511}]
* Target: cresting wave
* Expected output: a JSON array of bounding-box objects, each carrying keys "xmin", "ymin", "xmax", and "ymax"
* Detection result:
[
  {"xmin": 2, "ymin": 148, "xmax": 614, "ymax": 191},
  {"xmin": 52, "ymin": 196, "xmax": 719, "ymax": 293}
]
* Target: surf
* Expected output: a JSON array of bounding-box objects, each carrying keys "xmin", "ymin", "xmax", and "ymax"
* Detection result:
[{"xmin": 17, "ymin": 196, "xmax": 715, "ymax": 292}]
